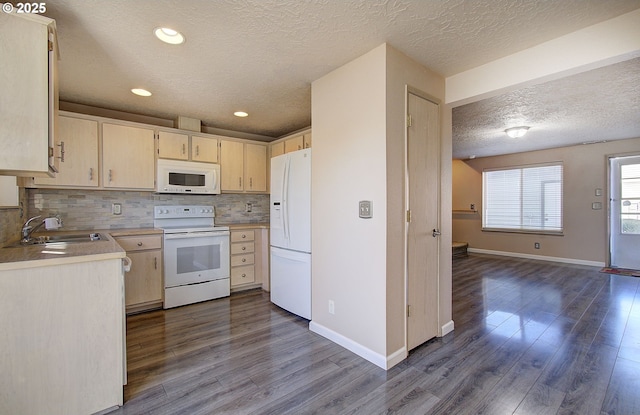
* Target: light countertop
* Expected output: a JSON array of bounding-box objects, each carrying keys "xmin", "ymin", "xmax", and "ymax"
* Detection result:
[
  {"xmin": 0, "ymin": 230, "xmax": 126, "ymax": 271},
  {"xmin": 0, "ymin": 224, "xmax": 267, "ymax": 270}
]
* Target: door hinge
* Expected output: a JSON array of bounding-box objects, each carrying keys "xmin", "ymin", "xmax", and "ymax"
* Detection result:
[
  {"xmin": 407, "ymin": 114, "xmax": 412, "ymax": 127},
  {"xmin": 406, "ymin": 210, "xmax": 411, "ymax": 222},
  {"xmin": 48, "ymin": 40, "xmax": 54, "ymax": 52},
  {"xmin": 407, "ymin": 305, "xmax": 411, "ymax": 317}
]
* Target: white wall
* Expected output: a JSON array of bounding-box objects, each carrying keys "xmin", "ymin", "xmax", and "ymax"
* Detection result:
[
  {"xmin": 310, "ymin": 43, "xmax": 450, "ymax": 369},
  {"xmin": 311, "ymin": 44, "xmax": 389, "ymax": 359}
]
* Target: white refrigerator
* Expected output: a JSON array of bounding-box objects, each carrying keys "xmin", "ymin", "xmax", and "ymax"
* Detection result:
[{"xmin": 270, "ymin": 148, "xmax": 311, "ymax": 319}]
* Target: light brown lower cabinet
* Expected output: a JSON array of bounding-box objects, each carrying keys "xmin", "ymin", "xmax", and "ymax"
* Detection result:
[
  {"xmin": 114, "ymin": 233, "xmax": 163, "ymax": 314},
  {"xmin": 230, "ymin": 226, "xmax": 270, "ymax": 292}
]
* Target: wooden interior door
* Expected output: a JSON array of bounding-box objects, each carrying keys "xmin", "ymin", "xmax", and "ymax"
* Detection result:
[{"xmin": 406, "ymin": 91, "xmax": 440, "ymax": 351}]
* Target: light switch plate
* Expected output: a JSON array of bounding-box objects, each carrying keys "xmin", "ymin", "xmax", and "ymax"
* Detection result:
[{"xmin": 359, "ymin": 200, "xmax": 373, "ymax": 219}]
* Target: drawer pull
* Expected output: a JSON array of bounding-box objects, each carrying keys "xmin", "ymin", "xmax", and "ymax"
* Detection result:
[
  {"xmin": 242, "ymin": 273, "xmax": 246, "ymax": 278},
  {"xmin": 137, "ymin": 242, "xmax": 143, "ymax": 246},
  {"xmin": 242, "ymin": 234, "xmax": 247, "ymax": 238},
  {"xmin": 242, "ymin": 246, "xmax": 246, "ymax": 251},
  {"xmin": 242, "ymin": 258, "xmax": 246, "ymax": 263}
]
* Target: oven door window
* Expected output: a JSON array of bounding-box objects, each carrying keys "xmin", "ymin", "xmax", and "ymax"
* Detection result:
[
  {"xmin": 177, "ymin": 245, "xmax": 220, "ymax": 274},
  {"xmin": 164, "ymin": 234, "xmax": 230, "ymax": 287}
]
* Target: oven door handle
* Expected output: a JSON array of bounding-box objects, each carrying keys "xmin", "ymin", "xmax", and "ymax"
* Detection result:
[{"xmin": 164, "ymin": 231, "xmax": 229, "ymax": 240}]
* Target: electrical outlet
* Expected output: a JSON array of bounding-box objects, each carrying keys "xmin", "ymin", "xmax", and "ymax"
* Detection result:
[
  {"xmin": 112, "ymin": 203, "xmax": 122, "ymax": 215},
  {"xmin": 328, "ymin": 300, "xmax": 335, "ymax": 315},
  {"xmin": 245, "ymin": 203, "xmax": 252, "ymax": 212},
  {"xmin": 534, "ymin": 242, "xmax": 540, "ymax": 249}
]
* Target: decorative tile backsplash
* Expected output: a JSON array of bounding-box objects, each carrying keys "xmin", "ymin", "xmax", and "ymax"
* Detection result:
[
  {"xmin": 0, "ymin": 187, "xmax": 27, "ymax": 246},
  {"xmin": 25, "ymin": 189, "xmax": 270, "ymax": 231}
]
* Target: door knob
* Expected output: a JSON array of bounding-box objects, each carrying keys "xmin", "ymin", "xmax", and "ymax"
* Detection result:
[{"xmin": 432, "ymin": 229, "xmax": 441, "ymax": 237}]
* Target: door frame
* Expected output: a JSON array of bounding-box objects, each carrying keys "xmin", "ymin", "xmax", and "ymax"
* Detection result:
[
  {"xmin": 608, "ymin": 151, "xmax": 640, "ymax": 268},
  {"xmin": 404, "ymin": 85, "xmax": 442, "ymax": 351}
]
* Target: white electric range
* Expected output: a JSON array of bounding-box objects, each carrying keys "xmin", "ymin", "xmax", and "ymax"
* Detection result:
[{"xmin": 154, "ymin": 205, "xmax": 230, "ymax": 308}]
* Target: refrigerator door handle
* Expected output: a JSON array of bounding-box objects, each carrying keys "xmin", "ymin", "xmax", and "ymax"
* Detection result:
[{"xmin": 282, "ymin": 157, "xmax": 290, "ymax": 242}]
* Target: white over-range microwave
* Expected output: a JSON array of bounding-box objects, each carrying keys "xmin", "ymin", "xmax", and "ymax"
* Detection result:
[{"xmin": 156, "ymin": 159, "xmax": 221, "ymax": 194}]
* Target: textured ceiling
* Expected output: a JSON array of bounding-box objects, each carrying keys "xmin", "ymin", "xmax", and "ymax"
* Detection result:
[
  {"xmin": 452, "ymin": 57, "xmax": 640, "ymax": 159},
  {"xmin": 42, "ymin": 0, "xmax": 640, "ymax": 151}
]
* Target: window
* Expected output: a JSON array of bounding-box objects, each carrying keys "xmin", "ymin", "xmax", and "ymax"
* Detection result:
[
  {"xmin": 621, "ymin": 163, "xmax": 640, "ymax": 234},
  {"xmin": 483, "ymin": 163, "xmax": 563, "ymax": 233}
]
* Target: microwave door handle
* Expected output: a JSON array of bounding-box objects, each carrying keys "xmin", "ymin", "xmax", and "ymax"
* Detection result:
[{"xmin": 212, "ymin": 168, "xmax": 218, "ymax": 192}]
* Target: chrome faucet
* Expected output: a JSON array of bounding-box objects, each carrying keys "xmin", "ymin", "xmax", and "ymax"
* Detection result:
[{"xmin": 21, "ymin": 215, "xmax": 42, "ymax": 244}]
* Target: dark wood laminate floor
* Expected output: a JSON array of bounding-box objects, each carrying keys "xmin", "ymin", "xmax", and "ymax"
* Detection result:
[{"xmin": 110, "ymin": 254, "xmax": 640, "ymax": 414}]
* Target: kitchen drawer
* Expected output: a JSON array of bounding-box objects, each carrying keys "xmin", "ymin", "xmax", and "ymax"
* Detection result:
[
  {"xmin": 231, "ymin": 241, "xmax": 255, "ymax": 255},
  {"xmin": 115, "ymin": 235, "xmax": 162, "ymax": 252},
  {"xmin": 231, "ymin": 253, "xmax": 254, "ymax": 267},
  {"xmin": 231, "ymin": 265, "xmax": 255, "ymax": 285},
  {"xmin": 231, "ymin": 230, "xmax": 255, "ymax": 243}
]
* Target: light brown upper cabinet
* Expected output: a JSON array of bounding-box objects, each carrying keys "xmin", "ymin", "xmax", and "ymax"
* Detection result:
[
  {"xmin": 284, "ymin": 135, "xmax": 304, "ymax": 154},
  {"xmin": 102, "ymin": 123, "xmax": 155, "ymax": 190},
  {"xmin": 158, "ymin": 131, "xmax": 219, "ymax": 163},
  {"xmin": 270, "ymin": 132, "xmax": 311, "ymax": 158},
  {"xmin": 191, "ymin": 135, "xmax": 219, "ymax": 163},
  {"xmin": 34, "ymin": 115, "xmax": 99, "ymax": 187},
  {"xmin": 220, "ymin": 139, "xmax": 267, "ymax": 193},
  {"xmin": 0, "ymin": 12, "xmax": 59, "ymax": 177},
  {"xmin": 157, "ymin": 131, "xmax": 189, "ymax": 160}
]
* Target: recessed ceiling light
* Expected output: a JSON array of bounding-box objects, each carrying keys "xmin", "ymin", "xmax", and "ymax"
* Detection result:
[
  {"xmin": 154, "ymin": 27, "xmax": 185, "ymax": 45},
  {"xmin": 504, "ymin": 126, "xmax": 530, "ymax": 138},
  {"xmin": 131, "ymin": 88, "xmax": 152, "ymax": 97},
  {"xmin": 234, "ymin": 111, "xmax": 249, "ymax": 117}
]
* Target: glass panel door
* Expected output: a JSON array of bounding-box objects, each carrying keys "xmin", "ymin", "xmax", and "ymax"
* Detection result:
[{"xmin": 610, "ymin": 155, "xmax": 640, "ymax": 269}]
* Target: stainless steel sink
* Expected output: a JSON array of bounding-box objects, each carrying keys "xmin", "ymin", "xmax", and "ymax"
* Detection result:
[
  {"xmin": 32, "ymin": 233, "xmax": 102, "ymax": 244},
  {"xmin": 7, "ymin": 233, "xmax": 103, "ymax": 247}
]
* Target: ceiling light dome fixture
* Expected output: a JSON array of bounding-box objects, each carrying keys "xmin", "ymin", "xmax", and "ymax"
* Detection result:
[
  {"xmin": 131, "ymin": 88, "xmax": 152, "ymax": 97},
  {"xmin": 505, "ymin": 126, "xmax": 530, "ymax": 138},
  {"xmin": 234, "ymin": 111, "xmax": 249, "ymax": 117},
  {"xmin": 154, "ymin": 27, "xmax": 185, "ymax": 45}
]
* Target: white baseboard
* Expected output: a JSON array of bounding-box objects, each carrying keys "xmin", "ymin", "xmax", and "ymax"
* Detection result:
[
  {"xmin": 309, "ymin": 321, "xmax": 406, "ymax": 370},
  {"xmin": 386, "ymin": 346, "xmax": 408, "ymax": 369},
  {"xmin": 441, "ymin": 320, "xmax": 455, "ymax": 336},
  {"xmin": 467, "ymin": 248, "xmax": 605, "ymax": 268}
]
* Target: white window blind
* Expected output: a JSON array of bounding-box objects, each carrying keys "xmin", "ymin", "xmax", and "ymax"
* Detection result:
[{"xmin": 483, "ymin": 164, "xmax": 563, "ymax": 232}]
